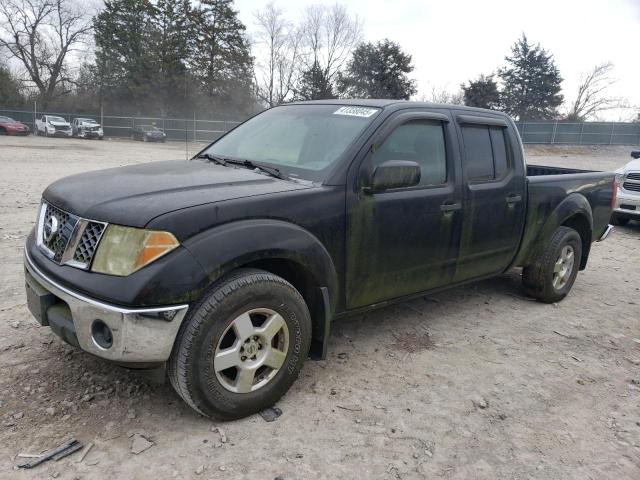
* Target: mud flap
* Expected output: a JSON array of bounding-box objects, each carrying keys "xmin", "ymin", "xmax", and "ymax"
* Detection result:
[{"xmin": 309, "ymin": 286, "xmax": 331, "ymax": 360}]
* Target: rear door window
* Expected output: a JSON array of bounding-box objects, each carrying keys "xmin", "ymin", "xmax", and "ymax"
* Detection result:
[{"xmin": 461, "ymin": 124, "xmax": 511, "ymax": 181}]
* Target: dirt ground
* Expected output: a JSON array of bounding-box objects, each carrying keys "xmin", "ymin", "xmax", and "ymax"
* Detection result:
[{"xmin": 1, "ymin": 136, "xmax": 639, "ymax": 480}]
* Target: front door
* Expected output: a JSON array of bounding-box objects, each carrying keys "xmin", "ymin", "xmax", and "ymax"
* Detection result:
[{"xmin": 346, "ymin": 110, "xmax": 462, "ymax": 309}]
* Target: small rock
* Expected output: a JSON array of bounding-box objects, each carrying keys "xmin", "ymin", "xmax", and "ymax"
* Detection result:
[
  {"xmin": 471, "ymin": 395, "xmax": 489, "ymax": 409},
  {"xmin": 195, "ymin": 465, "xmax": 205, "ymax": 475},
  {"xmin": 212, "ymin": 427, "xmax": 227, "ymax": 443},
  {"xmin": 127, "ymin": 409, "xmax": 136, "ymax": 419},
  {"xmin": 82, "ymin": 394, "xmax": 94, "ymax": 402},
  {"xmin": 45, "ymin": 407, "xmax": 56, "ymax": 416},
  {"xmin": 219, "ymin": 465, "xmax": 226, "ymax": 471},
  {"xmin": 330, "ymin": 388, "xmax": 337, "ymax": 396},
  {"xmin": 131, "ymin": 433, "xmax": 154, "ymax": 454},
  {"xmin": 13, "ymin": 412, "xmax": 24, "ymax": 420},
  {"xmin": 259, "ymin": 406, "xmax": 282, "ymax": 422}
]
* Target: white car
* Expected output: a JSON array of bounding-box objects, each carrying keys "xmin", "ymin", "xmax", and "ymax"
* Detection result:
[
  {"xmin": 35, "ymin": 115, "xmax": 72, "ymax": 137},
  {"xmin": 72, "ymin": 117, "xmax": 104, "ymax": 139},
  {"xmin": 612, "ymin": 150, "xmax": 640, "ymax": 225}
]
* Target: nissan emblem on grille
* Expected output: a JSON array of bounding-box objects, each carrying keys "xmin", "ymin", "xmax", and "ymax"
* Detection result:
[
  {"xmin": 37, "ymin": 202, "xmax": 107, "ymax": 269},
  {"xmin": 43, "ymin": 215, "xmax": 59, "ymax": 242}
]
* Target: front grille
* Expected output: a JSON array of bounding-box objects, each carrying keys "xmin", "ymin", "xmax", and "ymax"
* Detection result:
[
  {"xmin": 620, "ymin": 204, "xmax": 637, "ymax": 211},
  {"xmin": 626, "ymin": 172, "xmax": 640, "ymax": 181},
  {"xmin": 73, "ymin": 222, "xmax": 106, "ymax": 265},
  {"xmin": 54, "ymin": 125, "xmax": 70, "ymax": 131},
  {"xmin": 622, "ymin": 182, "xmax": 640, "ymax": 192},
  {"xmin": 42, "ymin": 204, "xmax": 73, "ymax": 261},
  {"xmin": 37, "ymin": 202, "xmax": 107, "ymax": 269}
]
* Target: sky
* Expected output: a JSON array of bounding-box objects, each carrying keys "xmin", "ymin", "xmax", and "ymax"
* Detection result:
[{"xmin": 235, "ymin": 0, "xmax": 640, "ymax": 120}]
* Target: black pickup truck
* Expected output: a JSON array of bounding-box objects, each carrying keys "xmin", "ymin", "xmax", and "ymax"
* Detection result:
[{"xmin": 24, "ymin": 100, "xmax": 615, "ymax": 419}]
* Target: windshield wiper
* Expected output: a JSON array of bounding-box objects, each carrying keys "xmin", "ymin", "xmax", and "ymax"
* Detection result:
[
  {"xmin": 223, "ymin": 158, "xmax": 285, "ymax": 180},
  {"xmin": 197, "ymin": 152, "xmax": 228, "ymax": 166}
]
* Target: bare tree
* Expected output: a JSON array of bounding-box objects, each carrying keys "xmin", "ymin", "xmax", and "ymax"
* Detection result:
[
  {"xmin": 421, "ymin": 85, "xmax": 464, "ymax": 105},
  {"xmin": 253, "ymin": 3, "xmax": 302, "ymax": 107},
  {"xmin": 0, "ymin": 0, "xmax": 92, "ymax": 107},
  {"xmin": 300, "ymin": 4, "xmax": 362, "ymax": 84},
  {"xmin": 565, "ymin": 62, "xmax": 627, "ymax": 121}
]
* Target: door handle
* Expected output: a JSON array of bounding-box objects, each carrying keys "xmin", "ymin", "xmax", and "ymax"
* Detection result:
[
  {"xmin": 506, "ymin": 193, "xmax": 522, "ymax": 204},
  {"xmin": 440, "ymin": 201, "xmax": 462, "ymax": 212}
]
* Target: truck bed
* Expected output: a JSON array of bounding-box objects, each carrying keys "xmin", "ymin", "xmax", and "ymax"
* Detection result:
[{"xmin": 513, "ymin": 164, "xmax": 615, "ymax": 268}]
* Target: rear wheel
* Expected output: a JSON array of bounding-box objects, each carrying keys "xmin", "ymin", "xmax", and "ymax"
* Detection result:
[
  {"xmin": 522, "ymin": 226, "xmax": 582, "ymax": 303},
  {"xmin": 168, "ymin": 269, "xmax": 311, "ymax": 419}
]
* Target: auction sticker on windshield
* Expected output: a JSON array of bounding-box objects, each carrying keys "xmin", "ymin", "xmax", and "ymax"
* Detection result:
[{"xmin": 333, "ymin": 106, "xmax": 379, "ymax": 118}]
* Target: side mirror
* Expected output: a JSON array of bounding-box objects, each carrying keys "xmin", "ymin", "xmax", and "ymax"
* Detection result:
[
  {"xmin": 366, "ymin": 160, "xmax": 421, "ymax": 194},
  {"xmin": 631, "ymin": 151, "xmax": 640, "ymax": 159}
]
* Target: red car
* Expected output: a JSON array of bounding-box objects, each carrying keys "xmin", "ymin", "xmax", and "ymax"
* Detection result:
[{"xmin": 0, "ymin": 115, "xmax": 30, "ymax": 136}]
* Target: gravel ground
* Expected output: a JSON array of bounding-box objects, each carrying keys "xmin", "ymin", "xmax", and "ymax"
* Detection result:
[{"xmin": 1, "ymin": 136, "xmax": 639, "ymax": 480}]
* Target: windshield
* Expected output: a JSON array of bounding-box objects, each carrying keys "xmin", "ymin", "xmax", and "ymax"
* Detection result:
[
  {"xmin": 141, "ymin": 125, "xmax": 158, "ymax": 132},
  {"xmin": 78, "ymin": 118, "xmax": 97, "ymax": 123},
  {"xmin": 49, "ymin": 116, "xmax": 66, "ymax": 123},
  {"xmin": 204, "ymin": 104, "xmax": 381, "ymax": 180},
  {"xmin": 0, "ymin": 116, "xmax": 14, "ymax": 122}
]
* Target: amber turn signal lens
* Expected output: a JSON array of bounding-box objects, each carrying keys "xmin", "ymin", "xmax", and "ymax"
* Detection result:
[{"xmin": 135, "ymin": 231, "xmax": 180, "ymax": 268}]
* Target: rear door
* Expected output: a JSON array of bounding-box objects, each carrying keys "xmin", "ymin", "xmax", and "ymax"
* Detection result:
[
  {"xmin": 345, "ymin": 109, "xmax": 463, "ymax": 309},
  {"xmin": 452, "ymin": 114, "xmax": 526, "ymax": 282}
]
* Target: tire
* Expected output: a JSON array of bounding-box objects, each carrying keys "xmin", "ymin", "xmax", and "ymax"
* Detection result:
[
  {"xmin": 522, "ymin": 226, "xmax": 582, "ymax": 303},
  {"xmin": 611, "ymin": 215, "xmax": 629, "ymax": 226},
  {"xmin": 0, "ymin": 127, "xmax": 6, "ymax": 135},
  {"xmin": 168, "ymin": 268, "xmax": 312, "ymax": 419}
]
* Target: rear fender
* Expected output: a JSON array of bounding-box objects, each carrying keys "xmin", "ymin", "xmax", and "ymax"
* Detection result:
[{"xmin": 520, "ymin": 193, "xmax": 593, "ymax": 269}]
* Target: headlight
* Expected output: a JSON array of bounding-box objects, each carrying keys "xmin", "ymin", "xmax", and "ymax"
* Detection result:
[
  {"xmin": 91, "ymin": 225, "xmax": 179, "ymax": 276},
  {"xmin": 614, "ymin": 173, "xmax": 624, "ymax": 185}
]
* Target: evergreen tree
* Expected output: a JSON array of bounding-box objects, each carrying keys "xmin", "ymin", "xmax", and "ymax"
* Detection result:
[
  {"xmin": 498, "ymin": 34, "xmax": 563, "ymax": 120},
  {"xmin": 151, "ymin": 0, "xmax": 193, "ymax": 116},
  {"xmin": 191, "ymin": 0, "xmax": 254, "ymax": 116},
  {"xmin": 0, "ymin": 64, "xmax": 25, "ymax": 107},
  {"xmin": 93, "ymin": 0, "xmax": 158, "ymax": 113},
  {"xmin": 338, "ymin": 40, "xmax": 416, "ymax": 100},
  {"xmin": 295, "ymin": 61, "xmax": 335, "ymax": 100},
  {"xmin": 461, "ymin": 74, "xmax": 500, "ymax": 110}
]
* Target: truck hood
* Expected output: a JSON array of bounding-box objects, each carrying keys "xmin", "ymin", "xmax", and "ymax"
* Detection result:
[
  {"xmin": 49, "ymin": 121, "xmax": 70, "ymax": 127},
  {"xmin": 617, "ymin": 159, "xmax": 640, "ymax": 173},
  {"xmin": 43, "ymin": 160, "xmax": 312, "ymax": 227}
]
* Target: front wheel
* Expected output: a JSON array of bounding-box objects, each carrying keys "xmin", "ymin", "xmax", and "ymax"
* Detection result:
[
  {"xmin": 168, "ymin": 269, "xmax": 312, "ymax": 419},
  {"xmin": 522, "ymin": 226, "xmax": 582, "ymax": 303}
]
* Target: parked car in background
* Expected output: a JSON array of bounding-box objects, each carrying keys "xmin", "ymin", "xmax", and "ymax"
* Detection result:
[
  {"xmin": 131, "ymin": 125, "xmax": 166, "ymax": 142},
  {"xmin": 0, "ymin": 115, "xmax": 30, "ymax": 136},
  {"xmin": 35, "ymin": 115, "xmax": 72, "ymax": 137},
  {"xmin": 72, "ymin": 118, "xmax": 104, "ymax": 140},
  {"xmin": 611, "ymin": 150, "xmax": 640, "ymax": 225}
]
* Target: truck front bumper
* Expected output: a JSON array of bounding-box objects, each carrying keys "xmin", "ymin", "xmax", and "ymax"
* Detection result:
[
  {"xmin": 24, "ymin": 251, "xmax": 189, "ymax": 364},
  {"xmin": 614, "ymin": 188, "xmax": 640, "ymax": 220}
]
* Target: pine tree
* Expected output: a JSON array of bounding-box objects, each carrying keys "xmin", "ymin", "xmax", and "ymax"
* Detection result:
[
  {"xmin": 93, "ymin": 0, "xmax": 158, "ymax": 113},
  {"xmin": 499, "ymin": 34, "xmax": 563, "ymax": 120},
  {"xmin": 295, "ymin": 61, "xmax": 335, "ymax": 100},
  {"xmin": 151, "ymin": 0, "xmax": 193, "ymax": 116},
  {"xmin": 0, "ymin": 64, "xmax": 24, "ymax": 107},
  {"xmin": 191, "ymin": 0, "xmax": 254, "ymax": 116},
  {"xmin": 337, "ymin": 40, "xmax": 417, "ymax": 100},
  {"xmin": 461, "ymin": 74, "xmax": 500, "ymax": 110}
]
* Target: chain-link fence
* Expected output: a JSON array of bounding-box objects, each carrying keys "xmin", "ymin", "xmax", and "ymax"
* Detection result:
[
  {"xmin": 0, "ymin": 108, "xmax": 242, "ymax": 142},
  {"xmin": 2, "ymin": 107, "xmax": 640, "ymax": 146},
  {"xmin": 515, "ymin": 121, "xmax": 640, "ymax": 145}
]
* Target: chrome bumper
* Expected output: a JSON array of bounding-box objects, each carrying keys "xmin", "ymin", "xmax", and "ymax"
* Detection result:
[
  {"xmin": 597, "ymin": 224, "xmax": 614, "ymax": 242},
  {"xmin": 24, "ymin": 252, "xmax": 188, "ymax": 363}
]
